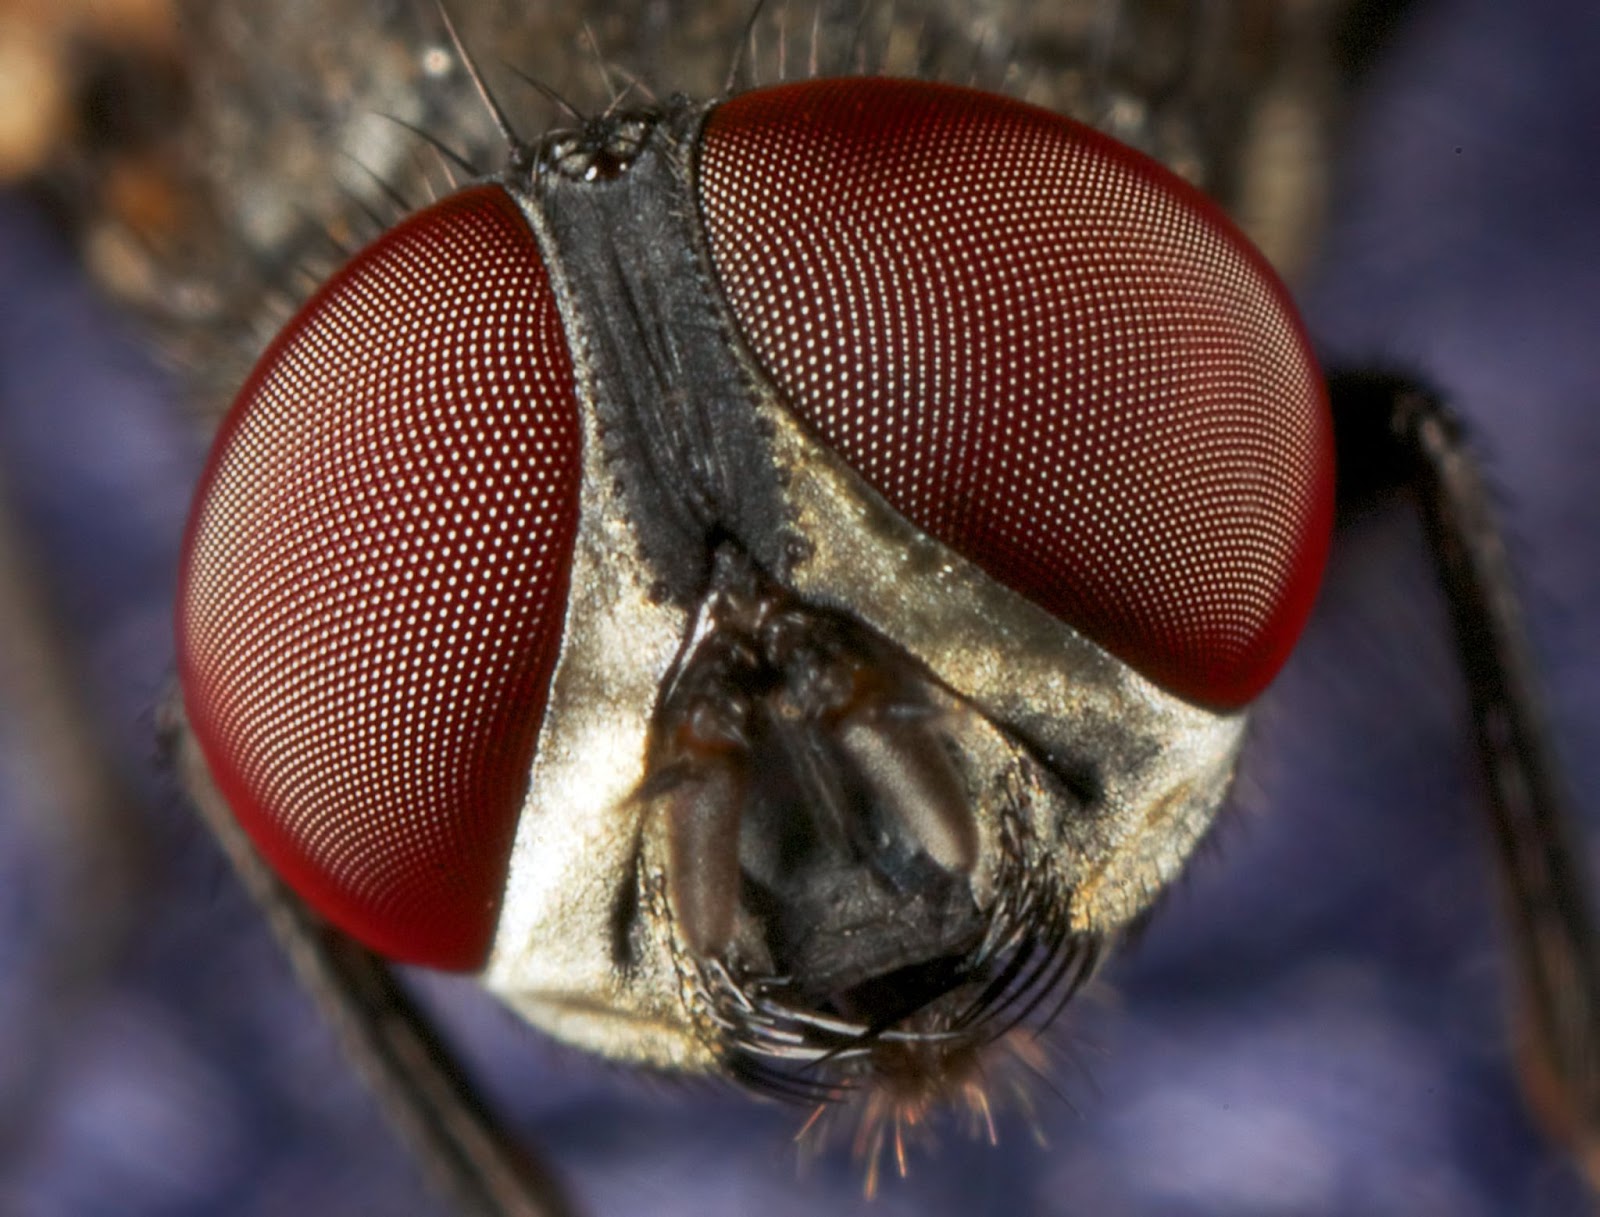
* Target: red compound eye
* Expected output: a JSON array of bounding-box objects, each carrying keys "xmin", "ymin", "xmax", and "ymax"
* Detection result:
[
  {"xmin": 178, "ymin": 186, "xmax": 581, "ymax": 969},
  {"xmin": 697, "ymin": 78, "xmax": 1335, "ymax": 708}
]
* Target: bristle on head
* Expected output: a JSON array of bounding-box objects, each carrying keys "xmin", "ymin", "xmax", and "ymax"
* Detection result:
[{"xmin": 796, "ymin": 1027, "xmax": 1059, "ymax": 1198}]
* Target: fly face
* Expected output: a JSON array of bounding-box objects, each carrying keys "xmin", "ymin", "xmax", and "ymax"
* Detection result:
[
  {"xmin": 99, "ymin": 1, "xmax": 1593, "ymax": 1212},
  {"xmin": 176, "ymin": 65, "xmax": 1332, "ymax": 1114}
]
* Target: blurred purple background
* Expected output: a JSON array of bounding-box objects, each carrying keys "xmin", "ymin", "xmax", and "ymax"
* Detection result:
[{"xmin": 2, "ymin": 0, "xmax": 1597, "ymax": 1213}]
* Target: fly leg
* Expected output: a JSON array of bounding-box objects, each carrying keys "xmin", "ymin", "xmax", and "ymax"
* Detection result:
[
  {"xmin": 167, "ymin": 706, "xmax": 580, "ymax": 1217},
  {"xmin": 1330, "ymin": 368, "xmax": 1600, "ymax": 1191}
]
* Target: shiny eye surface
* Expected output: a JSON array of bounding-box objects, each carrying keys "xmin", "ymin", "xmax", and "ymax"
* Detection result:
[
  {"xmin": 177, "ymin": 76, "xmax": 1333, "ymax": 975},
  {"xmin": 177, "ymin": 185, "xmax": 582, "ymax": 969},
  {"xmin": 698, "ymin": 78, "xmax": 1335, "ymax": 708}
]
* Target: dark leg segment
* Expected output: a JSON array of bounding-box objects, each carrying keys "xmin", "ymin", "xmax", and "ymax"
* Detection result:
[
  {"xmin": 1330, "ymin": 369, "xmax": 1600, "ymax": 1188},
  {"xmin": 168, "ymin": 709, "xmax": 580, "ymax": 1217}
]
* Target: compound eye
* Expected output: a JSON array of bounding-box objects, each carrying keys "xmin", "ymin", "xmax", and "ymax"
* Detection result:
[
  {"xmin": 697, "ymin": 79, "xmax": 1334, "ymax": 708},
  {"xmin": 178, "ymin": 186, "xmax": 582, "ymax": 969}
]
